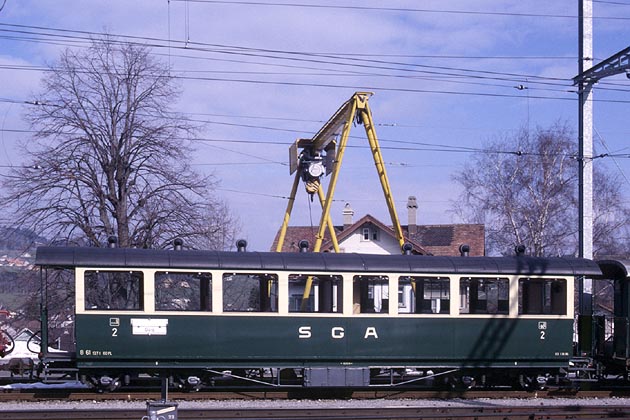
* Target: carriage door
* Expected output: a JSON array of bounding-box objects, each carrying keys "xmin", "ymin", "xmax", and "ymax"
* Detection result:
[{"xmin": 614, "ymin": 278, "xmax": 630, "ymax": 360}]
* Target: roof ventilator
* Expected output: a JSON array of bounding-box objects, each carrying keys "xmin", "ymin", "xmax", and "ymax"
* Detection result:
[
  {"xmin": 107, "ymin": 236, "xmax": 117, "ymax": 248},
  {"xmin": 236, "ymin": 239, "xmax": 248, "ymax": 252},
  {"xmin": 459, "ymin": 244, "xmax": 470, "ymax": 257},
  {"xmin": 515, "ymin": 245, "xmax": 526, "ymax": 256},
  {"xmin": 173, "ymin": 238, "xmax": 183, "ymax": 251},
  {"xmin": 402, "ymin": 243, "xmax": 413, "ymax": 255},
  {"xmin": 299, "ymin": 240, "xmax": 310, "ymax": 252}
]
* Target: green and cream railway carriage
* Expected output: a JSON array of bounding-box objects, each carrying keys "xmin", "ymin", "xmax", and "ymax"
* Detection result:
[{"xmin": 35, "ymin": 245, "xmax": 601, "ymax": 391}]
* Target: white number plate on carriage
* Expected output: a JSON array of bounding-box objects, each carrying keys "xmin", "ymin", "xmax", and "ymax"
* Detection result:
[{"xmin": 131, "ymin": 318, "xmax": 168, "ymax": 336}]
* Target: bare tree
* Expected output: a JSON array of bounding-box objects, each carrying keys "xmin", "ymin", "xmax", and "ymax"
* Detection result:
[
  {"xmin": 592, "ymin": 168, "xmax": 630, "ymax": 258},
  {"xmin": 452, "ymin": 122, "xmax": 629, "ymax": 257},
  {"xmin": 2, "ymin": 38, "xmax": 237, "ymax": 249}
]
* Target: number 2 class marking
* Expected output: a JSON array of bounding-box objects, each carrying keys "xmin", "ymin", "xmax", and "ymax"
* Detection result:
[
  {"xmin": 112, "ymin": 328, "xmax": 118, "ymax": 337},
  {"xmin": 540, "ymin": 331, "xmax": 545, "ymax": 340}
]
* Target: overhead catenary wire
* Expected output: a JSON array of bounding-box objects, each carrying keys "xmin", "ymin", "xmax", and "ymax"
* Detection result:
[
  {"xmin": 3, "ymin": 23, "xmax": 630, "ymax": 105},
  {"xmin": 594, "ymin": 127, "xmax": 630, "ymax": 188},
  {"xmin": 0, "ymin": 26, "xmax": 580, "ymax": 64},
  {"xmin": 593, "ymin": 0, "xmax": 630, "ymax": 5},
  {"xmin": 3, "ymin": 89, "xmax": 630, "ymax": 158},
  {"xmin": 3, "ymin": 126, "xmax": 628, "ymax": 162},
  {"xmin": 3, "ymin": 25, "xmax": 630, "ymax": 104},
  {"xmin": 4, "ymin": 60, "xmax": 630, "ymax": 101},
  {"xmin": 0, "ymin": 24, "xmax": 588, "ymax": 86},
  {"xmin": 0, "ymin": 21, "xmax": 626, "ymax": 162},
  {"xmin": 0, "ymin": 25, "xmax": 567, "ymax": 83},
  {"xmin": 170, "ymin": 0, "xmax": 630, "ymax": 21},
  {"xmin": 0, "ymin": 58, "xmax": 581, "ymax": 95}
]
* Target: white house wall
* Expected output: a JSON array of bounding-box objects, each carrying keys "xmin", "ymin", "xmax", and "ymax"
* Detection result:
[{"xmin": 338, "ymin": 226, "xmax": 401, "ymax": 254}]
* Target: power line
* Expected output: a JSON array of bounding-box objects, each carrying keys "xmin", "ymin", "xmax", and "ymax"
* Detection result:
[
  {"xmin": 0, "ymin": 26, "xmax": 581, "ymax": 70},
  {"xmin": 0, "ymin": 24, "xmax": 579, "ymax": 87},
  {"xmin": 300, "ymin": 53, "xmax": 577, "ymax": 60},
  {"xmin": 171, "ymin": 0, "xmax": 630, "ymax": 20},
  {"xmin": 3, "ymin": 127, "xmax": 629, "ymax": 161},
  {"xmin": 4, "ymin": 24, "xmax": 630, "ymax": 102},
  {"xmin": 0, "ymin": 127, "xmax": 482, "ymax": 154},
  {"xmin": 594, "ymin": 127, "xmax": 630, "ymax": 188},
  {"xmin": 6, "ymin": 57, "xmax": 630, "ymax": 98},
  {"xmin": 149, "ymin": 74, "xmax": 630, "ymax": 103},
  {"xmin": 6, "ymin": 23, "xmax": 630, "ymax": 108},
  {"xmin": 593, "ymin": 0, "xmax": 630, "ymax": 5},
  {"xmin": 0, "ymin": 52, "xmax": 581, "ymax": 97}
]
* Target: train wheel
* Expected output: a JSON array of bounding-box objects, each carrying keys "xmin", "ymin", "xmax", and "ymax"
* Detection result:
[
  {"xmin": 461, "ymin": 375, "xmax": 476, "ymax": 389},
  {"xmin": 440, "ymin": 375, "xmax": 466, "ymax": 391},
  {"xmin": 517, "ymin": 373, "xmax": 546, "ymax": 391},
  {"xmin": 89, "ymin": 375, "xmax": 123, "ymax": 393},
  {"xmin": 440, "ymin": 374, "xmax": 475, "ymax": 390},
  {"xmin": 439, "ymin": 374, "xmax": 457, "ymax": 390},
  {"xmin": 171, "ymin": 374, "xmax": 203, "ymax": 392}
]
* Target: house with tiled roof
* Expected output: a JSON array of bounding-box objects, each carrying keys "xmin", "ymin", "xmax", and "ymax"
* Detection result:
[{"xmin": 271, "ymin": 196, "xmax": 485, "ymax": 256}]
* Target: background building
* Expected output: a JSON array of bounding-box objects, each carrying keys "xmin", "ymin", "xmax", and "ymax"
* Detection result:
[{"xmin": 271, "ymin": 196, "xmax": 485, "ymax": 256}]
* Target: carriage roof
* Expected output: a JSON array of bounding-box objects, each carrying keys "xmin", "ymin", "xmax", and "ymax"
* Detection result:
[
  {"xmin": 34, "ymin": 246, "xmax": 602, "ymax": 277},
  {"xmin": 596, "ymin": 259, "xmax": 630, "ymax": 280}
]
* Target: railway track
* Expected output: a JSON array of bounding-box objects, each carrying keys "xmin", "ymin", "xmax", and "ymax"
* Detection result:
[
  {"xmin": 1, "ymin": 388, "xmax": 630, "ymax": 402},
  {"xmin": 1, "ymin": 405, "xmax": 630, "ymax": 420}
]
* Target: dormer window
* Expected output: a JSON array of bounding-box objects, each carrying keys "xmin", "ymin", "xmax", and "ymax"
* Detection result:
[{"xmin": 361, "ymin": 227, "xmax": 378, "ymax": 241}]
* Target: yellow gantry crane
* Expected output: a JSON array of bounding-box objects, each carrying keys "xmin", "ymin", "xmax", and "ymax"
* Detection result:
[{"xmin": 275, "ymin": 92, "xmax": 406, "ymax": 254}]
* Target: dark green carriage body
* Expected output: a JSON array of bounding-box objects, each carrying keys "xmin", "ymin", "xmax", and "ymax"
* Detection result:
[
  {"xmin": 36, "ymin": 246, "xmax": 601, "ymax": 387},
  {"xmin": 589, "ymin": 259, "xmax": 630, "ymax": 375},
  {"xmin": 74, "ymin": 314, "xmax": 573, "ymax": 370}
]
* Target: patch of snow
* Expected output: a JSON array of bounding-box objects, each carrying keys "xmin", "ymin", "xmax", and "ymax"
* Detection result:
[{"xmin": 0, "ymin": 381, "xmax": 88, "ymax": 389}]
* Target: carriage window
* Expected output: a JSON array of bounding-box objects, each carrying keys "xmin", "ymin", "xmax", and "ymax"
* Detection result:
[
  {"xmin": 519, "ymin": 278, "xmax": 566, "ymax": 315},
  {"xmin": 223, "ymin": 273, "xmax": 278, "ymax": 312},
  {"xmin": 353, "ymin": 275, "xmax": 389, "ymax": 314},
  {"xmin": 84, "ymin": 270, "xmax": 143, "ymax": 311},
  {"xmin": 398, "ymin": 276, "xmax": 450, "ymax": 314},
  {"xmin": 289, "ymin": 274, "xmax": 343, "ymax": 313},
  {"xmin": 460, "ymin": 277, "xmax": 509, "ymax": 315},
  {"xmin": 155, "ymin": 272, "xmax": 212, "ymax": 311}
]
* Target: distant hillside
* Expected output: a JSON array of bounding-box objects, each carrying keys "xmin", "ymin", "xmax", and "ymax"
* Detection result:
[{"xmin": 0, "ymin": 227, "xmax": 47, "ymax": 254}]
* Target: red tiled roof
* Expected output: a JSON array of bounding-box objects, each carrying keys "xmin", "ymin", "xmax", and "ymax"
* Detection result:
[
  {"xmin": 271, "ymin": 215, "xmax": 484, "ymax": 256},
  {"xmin": 405, "ymin": 224, "xmax": 485, "ymax": 256}
]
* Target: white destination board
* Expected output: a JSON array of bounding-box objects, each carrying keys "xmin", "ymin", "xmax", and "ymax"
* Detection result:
[{"xmin": 130, "ymin": 318, "xmax": 168, "ymax": 336}]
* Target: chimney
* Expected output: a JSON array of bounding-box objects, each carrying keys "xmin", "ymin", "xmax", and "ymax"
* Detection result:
[
  {"xmin": 342, "ymin": 203, "xmax": 354, "ymax": 227},
  {"xmin": 407, "ymin": 196, "xmax": 418, "ymax": 234}
]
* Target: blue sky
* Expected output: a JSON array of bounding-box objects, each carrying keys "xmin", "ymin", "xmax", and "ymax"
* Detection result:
[{"xmin": 0, "ymin": 1, "xmax": 628, "ymax": 251}]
